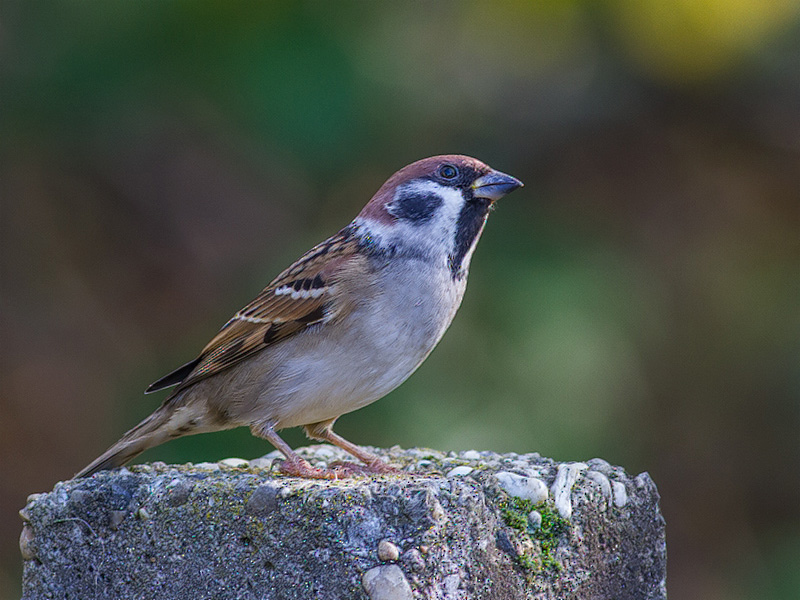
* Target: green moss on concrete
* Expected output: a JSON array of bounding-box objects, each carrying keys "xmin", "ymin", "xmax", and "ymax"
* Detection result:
[
  {"xmin": 499, "ymin": 496, "xmax": 569, "ymax": 574},
  {"xmin": 501, "ymin": 496, "xmax": 534, "ymax": 530},
  {"xmin": 532, "ymin": 503, "xmax": 568, "ymax": 573}
]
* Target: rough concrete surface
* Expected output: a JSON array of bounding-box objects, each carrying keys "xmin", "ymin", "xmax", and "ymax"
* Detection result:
[{"xmin": 20, "ymin": 446, "xmax": 667, "ymax": 599}]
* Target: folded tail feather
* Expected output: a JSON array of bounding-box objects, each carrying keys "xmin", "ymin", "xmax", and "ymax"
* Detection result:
[
  {"xmin": 74, "ymin": 400, "xmax": 201, "ymax": 478},
  {"xmin": 145, "ymin": 357, "xmax": 202, "ymax": 394}
]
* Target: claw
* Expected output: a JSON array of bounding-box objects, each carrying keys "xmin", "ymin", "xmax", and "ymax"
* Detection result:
[
  {"xmin": 274, "ymin": 456, "xmax": 404, "ymax": 479},
  {"xmin": 329, "ymin": 459, "xmax": 404, "ymax": 476},
  {"xmin": 275, "ymin": 457, "xmax": 340, "ymax": 480}
]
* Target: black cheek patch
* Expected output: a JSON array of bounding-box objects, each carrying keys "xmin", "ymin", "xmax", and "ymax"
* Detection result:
[{"xmin": 391, "ymin": 191, "xmax": 443, "ymax": 224}]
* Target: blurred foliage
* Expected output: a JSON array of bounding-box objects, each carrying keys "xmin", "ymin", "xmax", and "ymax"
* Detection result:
[{"xmin": 2, "ymin": 2, "xmax": 799, "ymax": 599}]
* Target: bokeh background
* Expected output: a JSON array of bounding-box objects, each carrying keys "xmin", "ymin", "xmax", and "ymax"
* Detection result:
[{"xmin": 2, "ymin": 2, "xmax": 798, "ymax": 598}]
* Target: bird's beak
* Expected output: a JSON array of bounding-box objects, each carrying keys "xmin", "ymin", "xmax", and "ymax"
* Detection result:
[{"xmin": 471, "ymin": 170, "xmax": 524, "ymax": 202}]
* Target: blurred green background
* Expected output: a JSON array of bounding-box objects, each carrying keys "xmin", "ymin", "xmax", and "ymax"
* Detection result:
[{"xmin": 1, "ymin": 1, "xmax": 798, "ymax": 598}]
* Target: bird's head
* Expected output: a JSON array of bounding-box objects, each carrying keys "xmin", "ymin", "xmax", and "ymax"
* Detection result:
[{"xmin": 355, "ymin": 155, "xmax": 523, "ymax": 277}]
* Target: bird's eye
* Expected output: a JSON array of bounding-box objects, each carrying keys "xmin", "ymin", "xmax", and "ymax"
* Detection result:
[{"xmin": 439, "ymin": 164, "xmax": 458, "ymax": 180}]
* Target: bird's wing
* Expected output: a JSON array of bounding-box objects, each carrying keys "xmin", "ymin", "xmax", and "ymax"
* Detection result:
[{"xmin": 146, "ymin": 228, "xmax": 364, "ymax": 393}]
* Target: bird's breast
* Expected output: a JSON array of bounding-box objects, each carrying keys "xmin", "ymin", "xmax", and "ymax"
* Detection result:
[{"xmin": 250, "ymin": 258, "xmax": 467, "ymax": 428}]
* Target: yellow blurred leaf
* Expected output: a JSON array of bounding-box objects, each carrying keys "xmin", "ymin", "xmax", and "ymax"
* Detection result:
[{"xmin": 609, "ymin": 0, "xmax": 799, "ymax": 82}]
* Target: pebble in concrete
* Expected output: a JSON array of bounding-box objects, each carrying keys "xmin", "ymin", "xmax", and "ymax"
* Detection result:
[
  {"xmin": 612, "ymin": 481, "xmax": 629, "ymax": 508},
  {"xmin": 362, "ymin": 564, "xmax": 413, "ymax": 600},
  {"xmin": 165, "ymin": 479, "xmax": 194, "ymax": 507},
  {"xmin": 446, "ymin": 466, "xmax": 474, "ymax": 478},
  {"xmin": 218, "ymin": 458, "xmax": 250, "ymax": 468},
  {"xmin": 528, "ymin": 510, "xmax": 542, "ymax": 529},
  {"xmin": 19, "ymin": 525, "xmax": 35, "ymax": 561},
  {"xmin": 586, "ymin": 470, "xmax": 612, "ymax": 502},
  {"xmin": 377, "ymin": 539, "xmax": 400, "ymax": 562},
  {"xmin": 245, "ymin": 484, "xmax": 279, "ymax": 516},
  {"xmin": 494, "ymin": 471, "xmax": 549, "ymax": 503},
  {"xmin": 551, "ymin": 462, "xmax": 588, "ymax": 519}
]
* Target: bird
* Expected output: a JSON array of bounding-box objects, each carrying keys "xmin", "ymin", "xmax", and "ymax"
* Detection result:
[{"xmin": 75, "ymin": 155, "xmax": 522, "ymax": 479}]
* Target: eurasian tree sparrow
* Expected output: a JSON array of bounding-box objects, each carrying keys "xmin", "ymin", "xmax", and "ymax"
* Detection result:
[{"xmin": 76, "ymin": 155, "xmax": 522, "ymax": 479}]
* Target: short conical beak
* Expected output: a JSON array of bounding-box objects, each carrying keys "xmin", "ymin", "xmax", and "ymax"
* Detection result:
[{"xmin": 471, "ymin": 170, "xmax": 524, "ymax": 201}]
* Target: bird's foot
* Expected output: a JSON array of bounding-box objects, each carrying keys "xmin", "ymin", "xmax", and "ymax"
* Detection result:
[
  {"xmin": 274, "ymin": 455, "xmax": 404, "ymax": 479},
  {"xmin": 275, "ymin": 457, "xmax": 342, "ymax": 480},
  {"xmin": 328, "ymin": 458, "xmax": 404, "ymax": 476}
]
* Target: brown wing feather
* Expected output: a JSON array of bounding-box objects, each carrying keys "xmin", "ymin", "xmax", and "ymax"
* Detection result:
[{"xmin": 158, "ymin": 228, "xmax": 362, "ymax": 393}]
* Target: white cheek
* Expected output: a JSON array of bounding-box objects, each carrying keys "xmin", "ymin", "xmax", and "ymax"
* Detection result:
[
  {"xmin": 356, "ymin": 183, "xmax": 465, "ymax": 258},
  {"xmin": 399, "ymin": 181, "xmax": 464, "ymax": 226},
  {"xmin": 432, "ymin": 188, "xmax": 467, "ymax": 254},
  {"xmin": 408, "ymin": 185, "xmax": 464, "ymax": 257}
]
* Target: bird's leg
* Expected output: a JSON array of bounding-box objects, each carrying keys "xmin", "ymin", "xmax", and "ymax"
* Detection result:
[
  {"xmin": 251, "ymin": 423, "xmax": 340, "ymax": 480},
  {"xmin": 303, "ymin": 419, "xmax": 402, "ymax": 475}
]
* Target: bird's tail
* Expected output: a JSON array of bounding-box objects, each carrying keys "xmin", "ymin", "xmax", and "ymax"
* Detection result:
[{"xmin": 74, "ymin": 399, "xmax": 199, "ymax": 479}]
